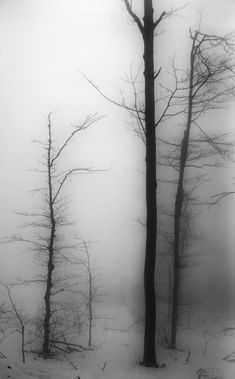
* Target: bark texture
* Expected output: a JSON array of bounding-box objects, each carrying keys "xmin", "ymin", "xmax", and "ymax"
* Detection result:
[
  {"xmin": 123, "ymin": 0, "xmax": 167, "ymax": 366},
  {"xmin": 43, "ymin": 117, "xmax": 56, "ymax": 357},
  {"xmin": 142, "ymin": 0, "xmax": 158, "ymax": 366}
]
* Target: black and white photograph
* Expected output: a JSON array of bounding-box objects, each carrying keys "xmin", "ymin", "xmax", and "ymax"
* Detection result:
[{"xmin": 0, "ymin": 1, "xmax": 235, "ymax": 378}]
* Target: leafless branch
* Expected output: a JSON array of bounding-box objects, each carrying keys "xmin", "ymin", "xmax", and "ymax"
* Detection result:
[
  {"xmin": 51, "ymin": 114, "xmax": 104, "ymax": 166},
  {"xmin": 52, "ymin": 168, "xmax": 103, "ymax": 204},
  {"xmin": 78, "ymin": 69, "xmax": 145, "ymax": 115},
  {"xmin": 210, "ymin": 191, "xmax": 235, "ymax": 205},
  {"xmin": 154, "ymin": 4, "xmax": 189, "ymax": 29},
  {"xmin": 123, "ymin": 0, "xmax": 144, "ymax": 34}
]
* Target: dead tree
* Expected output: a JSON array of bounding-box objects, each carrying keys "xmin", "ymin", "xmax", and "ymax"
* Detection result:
[
  {"xmin": 168, "ymin": 30, "xmax": 235, "ymax": 349},
  {"xmin": 2, "ymin": 113, "xmax": 102, "ymax": 358},
  {"xmin": 41, "ymin": 113, "xmax": 103, "ymax": 357}
]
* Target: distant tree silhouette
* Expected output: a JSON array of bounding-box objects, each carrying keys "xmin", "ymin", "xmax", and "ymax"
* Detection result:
[
  {"xmin": 167, "ymin": 29, "xmax": 235, "ymax": 349},
  {"xmin": 76, "ymin": 240, "xmax": 102, "ymax": 347}
]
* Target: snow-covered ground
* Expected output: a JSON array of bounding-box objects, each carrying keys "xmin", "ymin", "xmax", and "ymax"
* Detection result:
[{"xmin": 1, "ymin": 305, "xmax": 235, "ymax": 379}]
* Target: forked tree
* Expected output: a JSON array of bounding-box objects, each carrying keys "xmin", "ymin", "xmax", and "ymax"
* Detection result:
[
  {"xmin": 3, "ymin": 113, "xmax": 102, "ymax": 358},
  {"xmin": 157, "ymin": 128, "xmax": 233, "ymax": 343},
  {"xmin": 166, "ymin": 30, "xmax": 235, "ymax": 349},
  {"xmin": 41, "ymin": 113, "xmax": 103, "ymax": 357},
  {"xmin": 122, "ymin": 0, "xmax": 180, "ymax": 366},
  {"xmin": 80, "ymin": 0, "xmax": 180, "ymax": 364}
]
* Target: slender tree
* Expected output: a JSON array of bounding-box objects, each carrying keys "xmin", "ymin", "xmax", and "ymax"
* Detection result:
[
  {"xmin": 41, "ymin": 113, "xmax": 103, "ymax": 357},
  {"xmin": 2, "ymin": 113, "xmax": 102, "ymax": 358},
  {"xmin": 79, "ymin": 241, "xmax": 100, "ymax": 347},
  {"xmin": 168, "ymin": 30, "xmax": 235, "ymax": 349},
  {"xmin": 122, "ymin": 0, "xmax": 180, "ymax": 366},
  {"xmin": 80, "ymin": 1, "xmax": 182, "ymax": 365}
]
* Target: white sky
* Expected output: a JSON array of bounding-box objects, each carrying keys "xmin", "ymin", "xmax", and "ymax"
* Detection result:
[{"xmin": 0, "ymin": 0, "xmax": 235, "ymax": 300}]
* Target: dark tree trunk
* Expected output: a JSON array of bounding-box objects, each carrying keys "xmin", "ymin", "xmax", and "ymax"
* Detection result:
[
  {"xmin": 43, "ymin": 121, "xmax": 56, "ymax": 358},
  {"xmin": 88, "ymin": 268, "xmax": 92, "ymax": 347},
  {"xmin": 40, "ymin": 114, "xmax": 98, "ymax": 357},
  {"xmin": 21, "ymin": 324, "xmax": 25, "ymax": 364},
  {"xmin": 142, "ymin": 0, "xmax": 158, "ymax": 367},
  {"xmin": 122, "ymin": 0, "xmax": 170, "ymax": 365},
  {"xmin": 170, "ymin": 33, "xmax": 197, "ymax": 350},
  {"xmin": 43, "ymin": 241, "xmax": 55, "ymax": 357}
]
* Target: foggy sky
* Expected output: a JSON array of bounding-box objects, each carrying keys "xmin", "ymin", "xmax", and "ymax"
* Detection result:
[{"xmin": 0, "ymin": 0, "xmax": 235, "ymax": 302}]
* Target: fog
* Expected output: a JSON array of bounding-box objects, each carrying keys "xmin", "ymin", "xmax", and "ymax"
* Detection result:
[{"xmin": 0, "ymin": 0, "xmax": 235, "ymax": 375}]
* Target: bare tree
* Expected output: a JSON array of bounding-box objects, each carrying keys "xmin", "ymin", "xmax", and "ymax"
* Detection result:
[
  {"xmin": 40, "ymin": 113, "xmax": 103, "ymax": 357},
  {"xmin": 2, "ymin": 113, "xmax": 103, "ymax": 358},
  {"xmin": 79, "ymin": 0, "xmax": 185, "ymax": 365},
  {"xmin": 79, "ymin": 0, "xmax": 184, "ymax": 367},
  {"xmin": 77, "ymin": 240, "xmax": 102, "ymax": 347},
  {"xmin": 167, "ymin": 30, "xmax": 235, "ymax": 349},
  {"xmin": 122, "ymin": 0, "xmax": 185, "ymax": 366}
]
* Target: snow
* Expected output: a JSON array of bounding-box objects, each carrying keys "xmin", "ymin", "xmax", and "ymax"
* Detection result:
[{"xmin": 0, "ymin": 305, "xmax": 235, "ymax": 379}]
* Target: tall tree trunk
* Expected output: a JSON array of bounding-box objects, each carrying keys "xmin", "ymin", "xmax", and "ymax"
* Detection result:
[
  {"xmin": 21, "ymin": 323, "xmax": 25, "ymax": 364},
  {"xmin": 123, "ymin": 0, "xmax": 171, "ymax": 365},
  {"xmin": 170, "ymin": 32, "xmax": 197, "ymax": 350},
  {"xmin": 43, "ymin": 120, "xmax": 56, "ymax": 358},
  {"xmin": 43, "ymin": 241, "xmax": 55, "ymax": 357},
  {"xmin": 142, "ymin": 0, "xmax": 158, "ymax": 367},
  {"xmin": 88, "ymin": 267, "xmax": 92, "ymax": 347}
]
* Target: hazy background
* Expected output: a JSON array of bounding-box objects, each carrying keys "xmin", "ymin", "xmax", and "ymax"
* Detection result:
[{"xmin": 0, "ymin": 0, "xmax": 235, "ymax": 315}]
